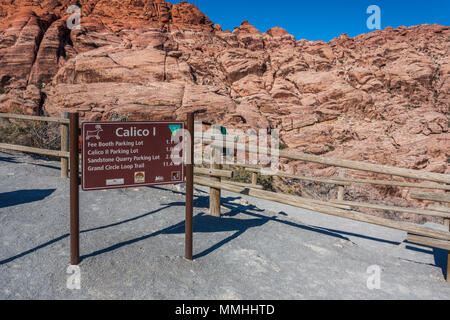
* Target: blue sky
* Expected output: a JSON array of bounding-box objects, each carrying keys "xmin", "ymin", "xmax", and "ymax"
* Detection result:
[{"xmin": 167, "ymin": 0, "xmax": 450, "ymax": 42}]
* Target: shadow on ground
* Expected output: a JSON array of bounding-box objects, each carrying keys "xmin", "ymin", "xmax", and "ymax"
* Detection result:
[
  {"xmin": 404, "ymin": 244, "xmax": 448, "ymax": 279},
  {"xmin": 0, "ymin": 153, "xmax": 60, "ymax": 171},
  {"xmin": 0, "ymin": 189, "xmax": 55, "ymax": 209},
  {"xmin": 0, "ymin": 188, "xmax": 447, "ymax": 279}
]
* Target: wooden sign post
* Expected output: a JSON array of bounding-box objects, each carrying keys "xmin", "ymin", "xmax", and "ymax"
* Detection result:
[
  {"xmin": 69, "ymin": 112, "xmax": 80, "ymax": 266},
  {"xmin": 69, "ymin": 112, "xmax": 195, "ymax": 265},
  {"xmin": 185, "ymin": 113, "xmax": 194, "ymax": 261}
]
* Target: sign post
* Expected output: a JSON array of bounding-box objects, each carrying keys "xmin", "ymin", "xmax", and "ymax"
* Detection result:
[
  {"xmin": 68, "ymin": 113, "xmax": 194, "ymax": 265},
  {"xmin": 69, "ymin": 112, "xmax": 80, "ymax": 265},
  {"xmin": 185, "ymin": 113, "xmax": 194, "ymax": 260}
]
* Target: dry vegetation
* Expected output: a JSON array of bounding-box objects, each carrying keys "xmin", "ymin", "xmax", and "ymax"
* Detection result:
[
  {"xmin": 0, "ymin": 118, "xmax": 61, "ymax": 159},
  {"xmin": 228, "ymin": 167, "xmax": 275, "ymax": 192}
]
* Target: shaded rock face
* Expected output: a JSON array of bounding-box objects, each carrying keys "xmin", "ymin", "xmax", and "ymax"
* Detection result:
[{"xmin": 0, "ymin": 1, "xmax": 449, "ymax": 217}]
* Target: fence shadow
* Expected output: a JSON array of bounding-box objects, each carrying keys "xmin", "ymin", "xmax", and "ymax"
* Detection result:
[
  {"xmin": 0, "ymin": 189, "xmax": 55, "ymax": 209},
  {"xmin": 0, "ymin": 154, "xmax": 60, "ymax": 171},
  {"xmin": 1, "ymin": 193, "xmax": 328, "ymax": 264},
  {"xmin": 433, "ymin": 248, "xmax": 448, "ymax": 279},
  {"xmin": 0, "ymin": 202, "xmax": 176, "ymax": 265},
  {"xmin": 404, "ymin": 244, "xmax": 448, "ymax": 279},
  {"xmin": 80, "ymin": 195, "xmax": 352, "ymax": 261},
  {"xmin": 81, "ymin": 195, "xmax": 270, "ymax": 261},
  {"xmin": 0, "ymin": 155, "xmax": 20, "ymax": 164},
  {"xmin": 1, "ymin": 191, "xmax": 447, "ymax": 276}
]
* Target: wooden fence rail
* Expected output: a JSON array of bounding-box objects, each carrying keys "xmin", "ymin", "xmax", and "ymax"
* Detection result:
[
  {"xmin": 1, "ymin": 114, "xmax": 449, "ymax": 281},
  {"xmin": 200, "ymin": 131, "xmax": 450, "ymax": 282},
  {"xmin": 411, "ymin": 192, "xmax": 450, "ymax": 203},
  {"xmin": 210, "ymin": 141, "xmax": 450, "ymax": 184},
  {"xmin": 0, "ymin": 113, "xmax": 69, "ymax": 124},
  {"xmin": 193, "ymin": 176, "xmax": 450, "ymax": 242},
  {"xmin": 0, "ymin": 112, "xmax": 70, "ymax": 178},
  {"xmin": 331, "ymin": 199, "xmax": 450, "ymax": 219},
  {"xmin": 245, "ymin": 167, "xmax": 350, "ymax": 186},
  {"xmin": 0, "ymin": 143, "xmax": 70, "ymax": 159}
]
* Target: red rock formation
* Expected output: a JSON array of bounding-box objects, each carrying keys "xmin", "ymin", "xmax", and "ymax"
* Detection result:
[
  {"xmin": 0, "ymin": 1, "xmax": 449, "ymax": 221},
  {"xmin": 265, "ymin": 26, "xmax": 290, "ymax": 37},
  {"xmin": 233, "ymin": 20, "xmax": 260, "ymax": 35}
]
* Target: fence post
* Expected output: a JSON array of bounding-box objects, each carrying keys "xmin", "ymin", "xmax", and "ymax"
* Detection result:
[
  {"xmin": 446, "ymin": 185, "xmax": 450, "ymax": 282},
  {"xmin": 209, "ymin": 126, "xmax": 221, "ymax": 217},
  {"xmin": 445, "ymin": 218, "xmax": 450, "ymax": 282},
  {"xmin": 337, "ymin": 170, "xmax": 345, "ymax": 201},
  {"xmin": 69, "ymin": 112, "xmax": 80, "ymax": 265},
  {"xmin": 60, "ymin": 111, "xmax": 69, "ymax": 178},
  {"xmin": 251, "ymin": 172, "xmax": 258, "ymax": 186}
]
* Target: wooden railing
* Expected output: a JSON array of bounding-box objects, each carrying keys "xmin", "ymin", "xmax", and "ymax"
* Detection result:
[
  {"xmin": 194, "ymin": 132, "xmax": 450, "ymax": 282},
  {"xmin": 0, "ymin": 112, "xmax": 70, "ymax": 178},
  {"xmin": 0, "ymin": 113, "xmax": 448, "ymax": 281}
]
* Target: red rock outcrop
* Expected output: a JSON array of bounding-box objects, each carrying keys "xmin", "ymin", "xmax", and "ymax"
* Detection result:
[
  {"xmin": 0, "ymin": 1, "xmax": 448, "ymax": 221},
  {"xmin": 233, "ymin": 21, "xmax": 260, "ymax": 35},
  {"xmin": 265, "ymin": 26, "xmax": 290, "ymax": 37}
]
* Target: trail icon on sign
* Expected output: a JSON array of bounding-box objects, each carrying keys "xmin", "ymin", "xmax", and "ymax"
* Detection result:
[{"xmin": 86, "ymin": 125, "xmax": 103, "ymax": 140}]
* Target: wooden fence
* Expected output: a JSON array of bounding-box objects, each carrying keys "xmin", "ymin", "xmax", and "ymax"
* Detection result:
[
  {"xmin": 0, "ymin": 112, "xmax": 71, "ymax": 178},
  {"xmin": 0, "ymin": 112, "xmax": 449, "ymax": 282},
  {"xmin": 194, "ymin": 132, "xmax": 450, "ymax": 282}
]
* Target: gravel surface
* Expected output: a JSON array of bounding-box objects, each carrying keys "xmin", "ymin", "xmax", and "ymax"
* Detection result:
[{"xmin": 1, "ymin": 150, "xmax": 449, "ymax": 299}]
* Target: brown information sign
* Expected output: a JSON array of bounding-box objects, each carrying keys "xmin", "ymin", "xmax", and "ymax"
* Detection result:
[{"xmin": 82, "ymin": 121, "xmax": 185, "ymax": 191}]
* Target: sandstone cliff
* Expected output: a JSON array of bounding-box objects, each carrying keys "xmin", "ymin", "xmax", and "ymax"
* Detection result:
[{"xmin": 0, "ymin": 1, "xmax": 449, "ymax": 219}]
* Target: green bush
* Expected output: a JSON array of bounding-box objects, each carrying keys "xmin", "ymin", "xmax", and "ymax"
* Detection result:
[
  {"xmin": 279, "ymin": 142, "xmax": 288, "ymax": 150},
  {"xmin": 132, "ymin": 102, "xmax": 151, "ymax": 106}
]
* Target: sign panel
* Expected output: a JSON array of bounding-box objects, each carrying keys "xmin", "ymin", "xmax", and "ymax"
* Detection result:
[{"xmin": 82, "ymin": 121, "xmax": 185, "ymax": 191}]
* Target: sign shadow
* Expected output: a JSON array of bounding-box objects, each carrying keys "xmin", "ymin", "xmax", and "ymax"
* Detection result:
[{"xmin": 0, "ymin": 189, "xmax": 55, "ymax": 209}]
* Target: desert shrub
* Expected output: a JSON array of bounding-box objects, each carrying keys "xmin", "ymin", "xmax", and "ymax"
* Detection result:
[
  {"xmin": 279, "ymin": 142, "xmax": 288, "ymax": 150},
  {"xmin": 109, "ymin": 111, "xmax": 130, "ymax": 122},
  {"xmin": 132, "ymin": 102, "xmax": 151, "ymax": 106},
  {"xmin": 230, "ymin": 167, "xmax": 251, "ymax": 183},
  {"xmin": 229, "ymin": 167, "xmax": 275, "ymax": 191},
  {"xmin": 0, "ymin": 118, "xmax": 61, "ymax": 159},
  {"xmin": 258, "ymin": 174, "xmax": 275, "ymax": 191}
]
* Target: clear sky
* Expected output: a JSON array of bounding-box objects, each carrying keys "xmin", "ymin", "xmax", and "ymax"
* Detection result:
[{"xmin": 167, "ymin": 0, "xmax": 450, "ymax": 42}]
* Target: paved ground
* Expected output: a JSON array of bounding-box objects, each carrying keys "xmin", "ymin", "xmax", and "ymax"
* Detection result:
[{"xmin": 0, "ymin": 150, "xmax": 449, "ymax": 299}]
